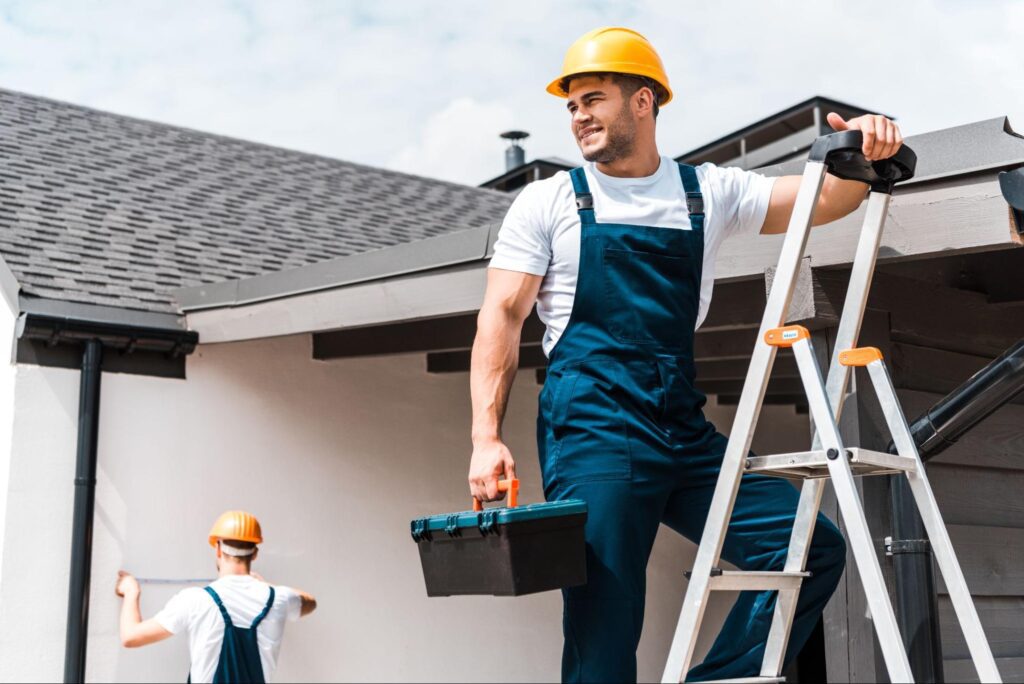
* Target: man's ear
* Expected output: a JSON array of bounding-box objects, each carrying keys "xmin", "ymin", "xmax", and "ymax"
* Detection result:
[
  {"xmin": 251, "ymin": 548, "xmax": 259, "ymax": 562},
  {"xmin": 635, "ymin": 87, "xmax": 655, "ymax": 118}
]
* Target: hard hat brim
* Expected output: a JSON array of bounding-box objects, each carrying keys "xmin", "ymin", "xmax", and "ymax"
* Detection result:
[{"xmin": 546, "ymin": 65, "xmax": 674, "ymax": 106}]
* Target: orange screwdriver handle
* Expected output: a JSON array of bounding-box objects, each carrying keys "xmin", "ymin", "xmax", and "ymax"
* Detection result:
[{"xmin": 472, "ymin": 478, "xmax": 519, "ymax": 512}]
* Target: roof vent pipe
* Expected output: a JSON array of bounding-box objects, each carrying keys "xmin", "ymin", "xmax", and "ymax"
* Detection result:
[{"xmin": 500, "ymin": 130, "xmax": 529, "ymax": 171}]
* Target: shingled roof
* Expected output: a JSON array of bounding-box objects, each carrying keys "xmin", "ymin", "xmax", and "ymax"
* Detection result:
[{"xmin": 0, "ymin": 89, "xmax": 513, "ymax": 314}]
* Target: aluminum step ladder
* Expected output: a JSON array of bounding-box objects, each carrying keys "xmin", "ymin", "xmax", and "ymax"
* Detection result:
[{"xmin": 661, "ymin": 131, "xmax": 1002, "ymax": 684}]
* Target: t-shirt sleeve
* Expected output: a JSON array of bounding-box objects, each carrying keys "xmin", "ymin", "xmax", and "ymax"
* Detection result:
[
  {"xmin": 154, "ymin": 588, "xmax": 200, "ymax": 635},
  {"xmin": 276, "ymin": 586, "xmax": 303, "ymax": 622},
  {"xmin": 488, "ymin": 182, "xmax": 552, "ymax": 276},
  {"xmin": 705, "ymin": 163, "xmax": 777, "ymax": 238}
]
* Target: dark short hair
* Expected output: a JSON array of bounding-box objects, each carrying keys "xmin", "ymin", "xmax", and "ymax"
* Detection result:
[{"xmin": 560, "ymin": 72, "xmax": 664, "ymax": 119}]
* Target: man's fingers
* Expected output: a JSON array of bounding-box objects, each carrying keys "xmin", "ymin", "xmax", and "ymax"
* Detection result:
[
  {"xmin": 861, "ymin": 125, "xmax": 876, "ymax": 160},
  {"xmin": 881, "ymin": 119, "xmax": 896, "ymax": 159},
  {"xmin": 873, "ymin": 116, "xmax": 889, "ymax": 160},
  {"xmin": 826, "ymin": 111, "xmax": 848, "ymax": 131},
  {"xmin": 485, "ymin": 477, "xmax": 499, "ymax": 501}
]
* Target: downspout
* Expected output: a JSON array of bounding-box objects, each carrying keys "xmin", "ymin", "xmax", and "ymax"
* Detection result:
[
  {"xmin": 64, "ymin": 339, "xmax": 102, "ymax": 684},
  {"xmin": 889, "ymin": 338, "xmax": 1024, "ymax": 683},
  {"xmin": 15, "ymin": 312, "xmax": 198, "ymax": 683}
]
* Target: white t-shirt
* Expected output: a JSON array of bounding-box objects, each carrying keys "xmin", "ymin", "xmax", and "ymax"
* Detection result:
[
  {"xmin": 488, "ymin": 157, "xmax": 776, "ymax": 356},
  {"xmin": 154, "ymin": 575, "xmax": 302, "ymax": 683}
]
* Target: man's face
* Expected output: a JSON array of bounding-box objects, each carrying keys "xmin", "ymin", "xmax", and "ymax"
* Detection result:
[{"xmin": 566, "ymin": 75, "xmax": 637, "ymax": 164}]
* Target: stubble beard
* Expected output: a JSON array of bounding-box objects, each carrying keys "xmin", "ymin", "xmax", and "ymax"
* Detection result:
[{"xmin": 581, "ymin": 103, "xmax": 637, "ymax": 164}]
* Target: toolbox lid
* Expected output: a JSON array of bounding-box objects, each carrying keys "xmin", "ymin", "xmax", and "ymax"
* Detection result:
[{"xmin": 411, "ymin": 499, "xmax": 587, "ymax": 536}]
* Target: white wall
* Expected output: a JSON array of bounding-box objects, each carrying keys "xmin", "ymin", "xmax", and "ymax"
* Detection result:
[
  {"xmin": 0, "ymin": 333, "xmax": 810, "ymax": 682},
  {"xmin": 0, "ymin": 302, "xmax": 17, "ymax": 590}
]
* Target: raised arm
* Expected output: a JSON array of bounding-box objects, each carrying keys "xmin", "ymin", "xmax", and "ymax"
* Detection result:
[
  {"xmin": 468, "ymin": 267, "xmax": 544, "ymax": 503},
  {"xmin": 760, "ymin": 112, "xmax": 903, "ymax": 234},
  {"xmin": 115, "ymin": 572, "xmax": 173, "ymax": 648},
  {"xmin": 296, "ymin": 589, "xmax": 317, "ymax": 617}
]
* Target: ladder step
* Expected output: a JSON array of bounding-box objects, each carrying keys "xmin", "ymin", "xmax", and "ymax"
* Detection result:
[
  {"xmin": 683, "ymin": 569, "xmax": 810, "ymax": 592},
  {"xmin": 745, "ymin": 447, "xmax": 916, "ymax": 479},
  {"xmin": 701, "ymin": 677, "xmax": 786, "ymax": 683}
]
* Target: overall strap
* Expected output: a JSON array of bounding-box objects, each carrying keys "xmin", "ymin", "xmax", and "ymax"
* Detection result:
[
  {"xmin": 204, "ymin": 586, "xmax": 233, "ymax": 627},
  {"xmin": 677, "ymin": 163, "xmax": 705, "ymax": 232},
  {"xmin": 250, "ymin": 586, "xmax": 276, "ymax": 630},
  {"xmin": 569, "ymin": 167, "xmax": 596, "ymax": 225}
]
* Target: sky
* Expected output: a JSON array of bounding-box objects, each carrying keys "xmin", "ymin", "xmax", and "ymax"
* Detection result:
[{"xmin": 0, "ymin": 0, "xmax": 1022, "ymax": 186}]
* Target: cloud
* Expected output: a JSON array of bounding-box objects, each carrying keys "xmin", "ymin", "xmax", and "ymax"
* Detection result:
[
  {"xmin": 0, "ymin": 0, "xmax": 1021, "ymax": 186},
  {"xmin": 388, "ymin": 98, "xmax": 518, "ymax": 185}
]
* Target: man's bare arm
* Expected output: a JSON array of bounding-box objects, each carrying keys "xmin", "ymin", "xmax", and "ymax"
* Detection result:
[
  {"xmin": 115, "ymin": 572, "xmax": 173, "ymax": 648},
  {"xmin": 468, "ymin": 267, "xmax": 544, "ymax": 502},
  {"xmin": 297, "ymin": 589, "xmax": 317, "ymax": 616},
  {"xmin": 761, "ymin": 112, "xmax": 903, "ymax": 234}
]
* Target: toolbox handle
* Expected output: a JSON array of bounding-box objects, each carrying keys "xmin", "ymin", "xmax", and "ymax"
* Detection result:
[
  {"xmin": 807, "ymin": 130, "xmax": 916, "ymax": 193},
  {"xmin": 472, "ymin": 478, "xmax": 519, "ymax": 511}
]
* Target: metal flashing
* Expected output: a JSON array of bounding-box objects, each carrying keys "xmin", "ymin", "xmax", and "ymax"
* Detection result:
[
  {"xmin": 0, "ymin": 254, "xmax": 20, "ymax": 315},
  {"xmin": 19, "ymin": 295, "xmax": 187, "ymax": 330},
  {"xmin": 180, "ymin": 117, "xmax": 1024, "ymax": 320},
  {"xmin": 175, "ymin": 223, "xmax": 497, "ymax": 311}
]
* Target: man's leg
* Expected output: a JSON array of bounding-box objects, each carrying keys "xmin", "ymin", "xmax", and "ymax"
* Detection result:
[
  {"xmin": 662, "ymin": 448, "xmax": 847, "ymax": 681},
  {"xmin": 553, "ymin": 479, "xmax": 662, "ymax": 684}
]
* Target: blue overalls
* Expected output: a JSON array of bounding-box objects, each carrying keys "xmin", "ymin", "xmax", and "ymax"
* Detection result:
[
  {"xmin": 190, "ymin": 586, "xmax": 276, "ymax": 684},
  {"xmin": 536, "ymin": 165, "xmax": 847, "ymax": 683}
]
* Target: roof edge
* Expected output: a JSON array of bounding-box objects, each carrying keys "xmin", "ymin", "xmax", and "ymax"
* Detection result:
[
  {"xmin": 175, "ymin": 223, "xmax": 499, "ymax": 312},
  {"xmin": 178, "ymin": 116, "xmax": 1024, "ymax": 316},
  {"xmin": 18, "ymin": 294, "xmax": 187, "ymax": 331},
  {"xmin": 0, "ymin": 253, "xmax": 20, "ymax": 315}
]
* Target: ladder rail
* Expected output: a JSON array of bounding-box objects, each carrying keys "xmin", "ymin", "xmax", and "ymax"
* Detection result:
[
  {"xmin": 793, "ymin": 338, "xmax": 915, "ymax": 683},
  {"xmin": 760, "ymin": 190, "xmax": 893, "ymax": 676},
  {"xmin": 662, "ymin": 161, "xmax": 829, "ymax": 683},
  {"xmin": 866, "ymin": 360, "xmax": 1003, "ymax": 683}
]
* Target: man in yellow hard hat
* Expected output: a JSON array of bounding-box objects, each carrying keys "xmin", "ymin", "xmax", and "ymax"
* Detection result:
[
  {"xmin": 469, "ymin": 27, "xmax": 904, "ymax": 682},
  {"xmin": 114, "ymin": 511, "xmax": 317, "ymax": 683}
]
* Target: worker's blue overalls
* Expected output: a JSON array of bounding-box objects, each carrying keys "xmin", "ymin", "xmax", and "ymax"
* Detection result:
[
  {"xmin": 189, "ymin": 586, "xmax": 276, "ymax": 684},
  {"xmin": 536, "ymin": 165, "xmax": 848, "ymax": 683}
]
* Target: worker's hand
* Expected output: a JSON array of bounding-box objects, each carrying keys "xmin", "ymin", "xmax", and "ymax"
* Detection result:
[
  {"xmin": 115, "ymin": 571, "xmax": 140, "ymax": 599},
  {"xmin": 468, "ymin": 438, "xmax": 516, "ymax": 503},
  {"xmin": 826, "ymin": 112, "xmax": 903, "ymax": 162}
]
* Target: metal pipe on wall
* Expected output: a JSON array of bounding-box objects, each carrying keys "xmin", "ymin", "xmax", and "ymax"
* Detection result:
[
  {"xmin": 890, "ymin": 338, "xmax": 1024, "ymax": 683},
  {"xmin": 63, "ymin": 339, "xmax": 103, "ymax": 684}
]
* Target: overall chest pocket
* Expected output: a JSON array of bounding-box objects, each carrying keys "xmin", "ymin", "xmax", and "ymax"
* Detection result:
[{"xmin": 603, "ymin": 248, "xmax": 698, "ymax": 349}]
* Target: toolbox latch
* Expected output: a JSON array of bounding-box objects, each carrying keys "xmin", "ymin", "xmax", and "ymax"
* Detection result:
[
  {"xmin": 410, "ymin": 518, "xmax": 431, "ymax": 542},
  {"xmin": 478, "ymin": 510, "xmax": 499, "ymax": 536},
  {"xmin": 444, "ymin": 514, "xmax": 462, "ymax": 537}
]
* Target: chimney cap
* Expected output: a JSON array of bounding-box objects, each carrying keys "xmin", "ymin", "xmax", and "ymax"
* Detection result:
[{"xmin": 500, "ymin": 130, "xmax": 530, "ymax": 142}]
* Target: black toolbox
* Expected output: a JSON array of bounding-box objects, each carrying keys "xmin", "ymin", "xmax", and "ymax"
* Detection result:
[{"xmin": 410, "ymin": 482, "xmax": 587, "ymax": 597}]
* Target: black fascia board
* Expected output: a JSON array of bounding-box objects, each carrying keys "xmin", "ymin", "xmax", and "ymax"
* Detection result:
[{"xmin": 14, "ymin": 299, "xmax": 198, "ymax": 379}]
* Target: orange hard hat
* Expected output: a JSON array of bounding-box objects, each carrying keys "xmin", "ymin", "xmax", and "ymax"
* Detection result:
[
  {"xmin": 547, "ymin": 27, "xmax": 673, "ymax": 105},
  {"xmin": 208, "ymin": 510, "xmax": 263, "ymax": 548}
]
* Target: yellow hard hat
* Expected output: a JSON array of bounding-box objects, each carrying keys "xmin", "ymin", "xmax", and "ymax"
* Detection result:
[
  {"xmin": 208, "ymin": 510, "xmax": 263, "ymax": 548},
  {"xmin": 547, "ymin": 27, "xmax": 673, "ymax": 105}
]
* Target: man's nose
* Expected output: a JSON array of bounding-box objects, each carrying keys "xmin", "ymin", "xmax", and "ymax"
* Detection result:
[{"xmin": 573, "ymin": 107, "xmax": 592, "ymax": 127}]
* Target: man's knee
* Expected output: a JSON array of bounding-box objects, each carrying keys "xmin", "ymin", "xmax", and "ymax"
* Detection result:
[{"xmin": 811, "ymin": 520, "xmax": 847, "ymax": 577}]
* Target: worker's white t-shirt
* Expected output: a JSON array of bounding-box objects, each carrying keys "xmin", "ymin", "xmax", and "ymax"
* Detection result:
[
  {"xmin": 488, "ymin": 157, "xmax": 776, "ymax": 356},
  {"xmin": 154, "ymin": 575, "xmax": 302, "ymax": 683}
]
